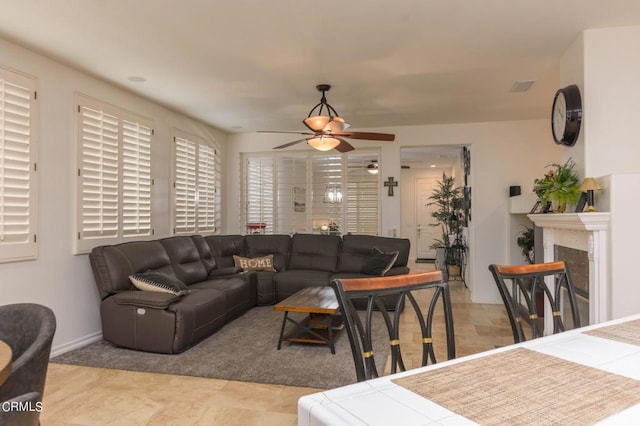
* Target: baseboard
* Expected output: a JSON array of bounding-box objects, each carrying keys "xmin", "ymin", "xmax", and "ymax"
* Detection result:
[{"xmin": 50, "ymin": 331, "xmax": 103, "ymax": 358}]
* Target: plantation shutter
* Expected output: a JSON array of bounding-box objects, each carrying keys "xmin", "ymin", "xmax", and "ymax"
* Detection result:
[
  {"xmin": 276, "ymin": 155, "xmax": 307, "ymax": 234},
  {"xmin": 173, "ymin": 136, "xmax": 197, "ymax": 234},
  {"xmin": 122, "ymin": 119, "xmax": 152, "ymax": 237},
  {"xmin": 246, "ymin": 156, "xmax": 274, "ymax": 233},
  {"xmin": 311, "ymin": 154, "xmax": 342, "ymax": 234},
  {"xmin": 172, "ymin": 132, "xmax": 220, "ymax": 235},
  {"xmin": 345, "ymin": 154, "xmax": 379, "ymax": 235},
  {"xmin": 0, "ymin": 70, "xmax": 37, "ymax": 262},
  {"xmin": 197, "ymin": 143, "xmax": 216, "ymax": 232},
  {"xmin": 78, "ymin": 104, "xmax": 120, "ymax": 240}
]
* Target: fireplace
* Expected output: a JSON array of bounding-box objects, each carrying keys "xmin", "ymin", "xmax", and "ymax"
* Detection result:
[
  {"xmin": 555, "ymin": 245, "xmax": 589, "ymax": 326},
  {"xmin": 528, "ymin": 213, "xmax": 610, "ymax": 327}
]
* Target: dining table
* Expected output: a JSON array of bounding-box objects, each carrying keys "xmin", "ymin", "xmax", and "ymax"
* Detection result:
[
  {"xmin": 298, "ymin": 313, "xmax": 640, "ymax": 425},
  {"xmin": 0, "ymin": 340, "xmax": 12, "ymax": 386}
]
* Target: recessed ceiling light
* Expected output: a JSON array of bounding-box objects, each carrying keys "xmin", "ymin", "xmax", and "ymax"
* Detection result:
[
  {"xmin": 430, "ymin": 164, "xmax": 437, "ymax": 168},
  {"xmin": 127, "ymin": 76, "xmax": 146, "ymax": 83}
]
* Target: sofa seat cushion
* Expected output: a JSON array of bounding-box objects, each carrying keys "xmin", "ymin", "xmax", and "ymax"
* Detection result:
[
  {"xmin": 274, "ymin": 269, "xmax": 333, "ymax": 301},
  {"xmin": 254, "ymin": 270, "xmax": 276, "ymax": 305},
  {"xmin": 189, "ymin": 277, "xmax": 255, "ymax": 320},
  {"xmin": 101, "ymin": 288, "xmax": 227, "ymax": 353}
]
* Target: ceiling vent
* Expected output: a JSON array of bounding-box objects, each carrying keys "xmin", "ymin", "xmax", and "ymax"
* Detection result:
[{"xmin": 509, "ymin": 80, "xmax": 535, "ymax": 93}]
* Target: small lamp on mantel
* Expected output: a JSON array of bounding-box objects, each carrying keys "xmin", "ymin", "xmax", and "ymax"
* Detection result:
[{"xmin": 579, "ymin": 177, "xmax": 602, "ymax": 212}]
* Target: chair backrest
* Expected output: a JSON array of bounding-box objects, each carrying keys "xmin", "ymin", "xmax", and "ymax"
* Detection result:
[
  {"xmin": 0, "ymin": 303, "xmax": 56, "ymax": 408},
  {"xmin": 331, "ymin": 271, "xmax": 455, "ymax": 382},
  {"xmin": 488, "ymin": 261, "xmax": 581, "ymax": 343}
]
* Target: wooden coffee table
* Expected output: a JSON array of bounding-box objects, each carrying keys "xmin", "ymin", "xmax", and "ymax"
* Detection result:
[{"xmin": 273, "ymin": 286, "xmax": 343, "ymax": 354}]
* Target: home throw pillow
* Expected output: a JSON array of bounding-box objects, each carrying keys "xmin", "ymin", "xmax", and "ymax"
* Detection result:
[
  {"xmin": 361, "ymin": 247, "xmax": 399, "ymax": 276},
  {"xmin": 129, "ymin": 271, "xmax": 190, "ymax": 296},
  {"xmin": 233, "ymin": 254, "xmax": 276, "ymax": 272}
]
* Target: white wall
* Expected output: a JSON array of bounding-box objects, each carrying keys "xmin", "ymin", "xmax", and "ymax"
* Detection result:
[
  {"xmin": 0, "ymin": 37, "xmax": 227, "ymax": 354},
  {"xmin": 228, "ymin": 120, "xmax": 563, "ymax": 304},
  {"xmin": 580, "ymin": 26, "xmax": 640, "ymax": 319},
  {"xmin": 583, "ymin": 26, "xmax": 640, "ymax": 177}
]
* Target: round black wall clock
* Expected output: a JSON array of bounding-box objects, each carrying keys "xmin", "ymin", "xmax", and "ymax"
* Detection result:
[{"xmin": 551, "ymin": 84, "xmax": 582, "ymax": 146}]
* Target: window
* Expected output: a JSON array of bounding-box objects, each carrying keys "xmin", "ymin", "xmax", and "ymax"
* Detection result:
[
  {"xmin": 75, "ymin": 95, "xmax": 153, "ymax": 253},
  {"xmin": 172, "ymin": 131, "xmax": 221, "ymax": 234},
  {"xmin": 245, "ymin": 156, "xmax": 274, "ymax": 234},
  {"xmin": 243, "ymin": 151, "xmax": 379, "ymax": 235},
  {"xmin": 0, "ymin": 68, "xmax": 37, "ymax": 263}
]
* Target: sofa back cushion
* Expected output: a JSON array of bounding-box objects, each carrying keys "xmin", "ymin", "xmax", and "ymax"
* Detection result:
[
  {"xmin": 244, "ymin": 234, "xmax": 291, "ymax": 272},
  {"xmin": 90, "ymin": 241, "xmax": 173, "ymax": 298},
  {"xmin": 288, "ymin": 234, "xmax": 341, "ymax": 272},
  {"xmin": 191, "ymin": 235, "xmax": 216, "ymax": 273},
  {"xmin": 159, "ymin": 236, "xmax": 208, "ymax": 285},
  {"xmin": 338, "ymin": 234, "xmax": 411, "ymax": 273},
  {"xmin": 204, "ymin": 235, "xmax": 246, "ymax": 268}
]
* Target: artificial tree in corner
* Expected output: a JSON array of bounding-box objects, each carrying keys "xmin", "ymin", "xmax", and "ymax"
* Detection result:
[{"xmin": 428, "ymin": 173, "xmax": 465, "ymax": 276}]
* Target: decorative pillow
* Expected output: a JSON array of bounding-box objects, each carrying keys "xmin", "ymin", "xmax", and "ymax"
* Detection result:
[
  {"xmin": 129, "ymin": 271, "xmax": 190, "ymax": 296},
  {"xmin": 233, "ymin": 254, "xmax": 276, "ymax": 272},
  {"xmin": 361, "ymin": 247, "xmax": 399, "ymax": 276}
]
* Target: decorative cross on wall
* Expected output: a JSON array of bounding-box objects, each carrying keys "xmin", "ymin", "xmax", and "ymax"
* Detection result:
[{"xmin": 384, "ymin": 177, "xmax": 398, "ymax": 196}]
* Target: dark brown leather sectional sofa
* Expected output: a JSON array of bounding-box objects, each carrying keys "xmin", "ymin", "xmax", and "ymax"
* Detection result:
[{"xmin": 89, "ymin": 233, "xmax": 410, "ymax": 354}]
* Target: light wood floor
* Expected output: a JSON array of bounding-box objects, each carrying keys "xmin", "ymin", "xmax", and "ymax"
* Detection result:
[{"xmin": 41, "ymin": 263, "xmax": 513, "ymax": 425}]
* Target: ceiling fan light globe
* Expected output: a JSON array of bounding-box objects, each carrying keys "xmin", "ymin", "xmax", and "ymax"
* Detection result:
[
  {"xmin": 323, "ymin": 116, "xmax": 350, "ymax": 133},
  {"xmin": 308, "ymin": 136, "xmax": 340, "ymax": 151},
  {"xmin": 303, "ymin": 116, "xmax": 331, "ymax": 132}
]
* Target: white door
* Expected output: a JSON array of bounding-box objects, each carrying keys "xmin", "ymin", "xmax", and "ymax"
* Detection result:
[{"xmin": 416, "ymin": 177, "xmax": 440, "ymax": 259}]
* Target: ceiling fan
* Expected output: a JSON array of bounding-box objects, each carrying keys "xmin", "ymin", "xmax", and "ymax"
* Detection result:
[{"xmin": 259, "ymin": 84, "xmax": 395, "ymax": 153}]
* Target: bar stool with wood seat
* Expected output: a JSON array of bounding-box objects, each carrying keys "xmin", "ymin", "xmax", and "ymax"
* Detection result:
[
  {"xmin": 489, "ymin": 260, "xmax": 581, "ymax": 344},
  {"xmin": 331, "ymin": 271, "xmax": 455, "ymax": 382}
]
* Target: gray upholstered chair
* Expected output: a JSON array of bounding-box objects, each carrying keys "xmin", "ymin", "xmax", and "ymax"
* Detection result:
[
  {"xmin": 0, "ymin": 303, "xmax": 56, "ymax": 425},
  {"xmin": 0, "ymin": 391, "xmax": 41, "ymax": 426}
]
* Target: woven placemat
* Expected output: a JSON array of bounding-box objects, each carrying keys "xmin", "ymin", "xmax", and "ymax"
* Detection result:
[
  {"xmin": 393, "ymin": 348, "xmax": 640, "ymax": 425},
  {"xmin": 584, "ymin": 319, "xmax": 640, "ymax": 346}
]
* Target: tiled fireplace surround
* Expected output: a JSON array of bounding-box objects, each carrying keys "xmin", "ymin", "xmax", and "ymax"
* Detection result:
[{"xmin": 529, "ymin": 213, "xmax": 610, "ymax": 328}]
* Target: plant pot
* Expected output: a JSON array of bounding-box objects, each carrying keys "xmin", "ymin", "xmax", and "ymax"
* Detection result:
[
  {"xmin": 447, "ymin": 264, "xmax": 461, "ymax": 278},
  {"xmin": 435, "ymin": 247, "xmax": 447, "ymax": 270}
]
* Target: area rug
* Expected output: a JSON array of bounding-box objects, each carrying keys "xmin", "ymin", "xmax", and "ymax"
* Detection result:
[{"xmin": 52, "ymin": 306, "xmax": 389, "ymax": 389}]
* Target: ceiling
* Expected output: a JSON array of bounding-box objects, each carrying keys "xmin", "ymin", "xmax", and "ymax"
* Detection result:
[{"xmin": 2, "ymin": 1, "xmax": 640, "ymax": 134}]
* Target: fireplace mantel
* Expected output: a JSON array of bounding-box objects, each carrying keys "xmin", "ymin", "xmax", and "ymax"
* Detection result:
[
  {"xmin": 527, "ymin": 212, "xmax": 610, "ymax": 231},
  {"xmin": 528, "ymin": 212, "xmax": 610, "ymax": 325}
]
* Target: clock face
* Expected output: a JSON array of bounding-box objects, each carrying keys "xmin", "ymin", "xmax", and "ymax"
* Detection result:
[
  {"xmin": 552, "ymin": 92, "xmax": 567, "ymax": 143},
  {"xmin": 551, "ymin": 85, "xmax": 582, "ymax": 146}
]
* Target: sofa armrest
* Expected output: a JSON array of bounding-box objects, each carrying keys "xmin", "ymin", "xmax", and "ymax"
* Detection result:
[
  {"xmin": 208, "ymin": 266, "xmax": 243, "ymax": 277},
  {"xmin": 110, "ymin": 291, "xmax": 182, "ymax": 309},
  {"xmin": 383, "ymin": 266, "xmax": 411, "ymax": 276}
]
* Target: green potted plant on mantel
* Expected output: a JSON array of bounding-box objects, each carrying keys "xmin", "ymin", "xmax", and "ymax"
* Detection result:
[
  {"xmin": 533, "ymin": 158, "xmax": 582, "ymax": 213},
  {"xmin": 428, "ymin": 173, "xmax": 465, "ymax": 277}
]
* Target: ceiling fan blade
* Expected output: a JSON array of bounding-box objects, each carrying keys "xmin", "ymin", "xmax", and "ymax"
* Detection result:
[
  {"xmin": 333, "ymin": 131, "xmax": 395, "ymax": 141},
  {"xmin": 334, "ymin": 138, "xmax": 355, "ymax": 153},
  {"xmin": 258, "ymin": 130, "xmax": 315, "ymax": 136},
  {"xmin": 273, "ymin": 138, "xmax": 308, "ymax": 149}
]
